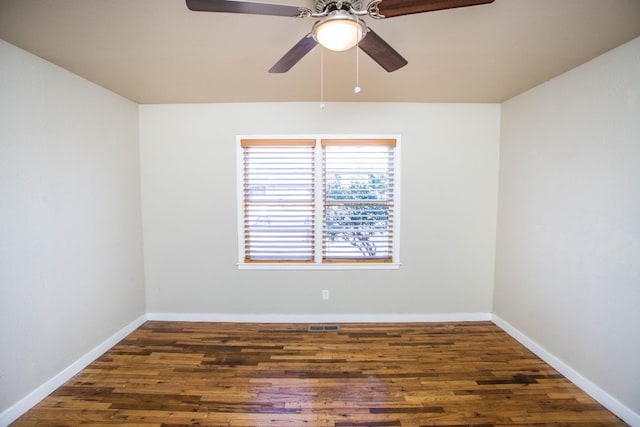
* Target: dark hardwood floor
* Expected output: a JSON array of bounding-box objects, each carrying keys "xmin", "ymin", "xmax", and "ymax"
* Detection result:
[{"xmin": 12, "ymin": 321, "xmax": 625, "ymax": 426}]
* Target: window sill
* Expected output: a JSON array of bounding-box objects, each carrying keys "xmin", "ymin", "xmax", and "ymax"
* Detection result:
[{"xmin": 237, "ymin": 263, "xmax": 401, "ymax": 271}]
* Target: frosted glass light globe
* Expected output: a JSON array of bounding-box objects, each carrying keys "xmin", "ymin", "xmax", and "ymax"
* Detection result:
[{"xmin": 313, "ymin": 13, "xmax": 366, "ymax": 51}]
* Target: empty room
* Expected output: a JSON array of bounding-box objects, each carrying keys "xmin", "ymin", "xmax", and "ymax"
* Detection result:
[{"xmin": 1, "ymin": 0, "xmax": 639, "ymax": 425}]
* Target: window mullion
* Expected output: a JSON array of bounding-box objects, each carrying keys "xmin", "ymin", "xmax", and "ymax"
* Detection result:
[{"xmin": 314, "ymin": 138, "xmax": 323, "ymax": 263}]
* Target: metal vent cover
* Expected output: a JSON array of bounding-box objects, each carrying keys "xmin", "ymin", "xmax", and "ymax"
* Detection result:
[{"xmin": 308, "ymin": 324, "xmax": 340, "ymax": 332}]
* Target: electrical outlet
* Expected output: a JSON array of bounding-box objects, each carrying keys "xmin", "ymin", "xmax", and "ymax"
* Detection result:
[{"xmin": 322, "ymin": 289, "xmax": 330, "ymax": 300}]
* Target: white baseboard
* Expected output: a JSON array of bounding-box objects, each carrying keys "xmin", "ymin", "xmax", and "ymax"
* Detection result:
[
  {"xmin": 146, "ymin": 312, "xmax": 492, "ymax": 323},
  {"xmin": 492, "ymin": 314, "xmax": 639, "ymax": 427},
  {"xmin": 0, "ymin": 314, "xmax": 147, "ymax": 427}
]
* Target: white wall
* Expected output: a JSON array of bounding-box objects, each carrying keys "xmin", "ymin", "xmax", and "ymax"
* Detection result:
[
  {"xmin": 139, "ymin": 102, "xmax": 500, "ymax": 318},
  {"xmin": 0, "ymin": 40, "xmax": 146, "ymax": 414},
  {"xmin": 495, "ymin": 37, "xmax": 640, "ymax": 418}
]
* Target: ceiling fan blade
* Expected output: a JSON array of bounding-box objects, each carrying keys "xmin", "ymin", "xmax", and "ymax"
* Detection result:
[
  {"xmin": 187, "ymin": 0, "xmax": 304, "ymax": 17},
  {"xmin": 378, "ymin": 0, "xmax": 494, "ymax": 18},
  {"xmin": 358, "ymin": 29, "xmax": 407, "ymax": 72},
  {"xmin": 269, "ymin": 34, "xmax": 318, "ymax": 73}
]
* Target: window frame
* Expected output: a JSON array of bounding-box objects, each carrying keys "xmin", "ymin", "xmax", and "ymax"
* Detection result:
[{"xmin": 236, "ymin": 135, "xmax": 401, "ymax": 270}]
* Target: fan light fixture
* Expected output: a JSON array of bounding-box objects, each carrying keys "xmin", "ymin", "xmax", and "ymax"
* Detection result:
[{"xmin": 312, "ymin": 10, "xmax": 367, "ymax": 51}]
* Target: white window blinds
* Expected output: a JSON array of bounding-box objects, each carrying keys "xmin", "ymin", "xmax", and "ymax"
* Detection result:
[
  {"xmin": 239, "ymin": 137, "xmax": 398, "ymax": 267},
  {"xmin": 322, "ymin": 139, "xmax": 396, "ymax": 262},
  {"xmin": 241, "ymin": 139, "xmax": 315, "ymax": 262}
]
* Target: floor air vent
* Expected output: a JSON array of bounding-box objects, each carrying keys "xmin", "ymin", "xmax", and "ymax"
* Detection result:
[{"xmin": 308, "ymin": 324, "xmax": 340, "ymax": 332}]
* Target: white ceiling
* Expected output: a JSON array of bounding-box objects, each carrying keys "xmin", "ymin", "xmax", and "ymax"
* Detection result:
[{"xmin": 1, "ymin": 0, "xmax": 639, "ymax": 104}]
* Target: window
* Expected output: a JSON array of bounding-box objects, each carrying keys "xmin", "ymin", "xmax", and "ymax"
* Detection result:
[
  {"xmin": 322, "ymin": 139, "xmax": 396, "ymax": 262},
  {"xmin": 241, "ymin": 139, "xmax": 315, "ymax": 262},
  {"xmin": 238, "ymin": 136, "xmax": 400, "ymax": 269}
]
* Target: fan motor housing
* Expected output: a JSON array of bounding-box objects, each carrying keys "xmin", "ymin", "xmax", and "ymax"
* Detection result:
[{"xmin": 315, "ymin": 0, "xmax": 363, "ymax": 13}]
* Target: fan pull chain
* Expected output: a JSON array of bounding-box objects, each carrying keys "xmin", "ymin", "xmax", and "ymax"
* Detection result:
[
  {"xmin": 320, "ymin": 48, "xmax": 325, "ymax": 109},
  {"xmin": 354, "ymin": 23, "xmax": 361, "ymax": 94}
]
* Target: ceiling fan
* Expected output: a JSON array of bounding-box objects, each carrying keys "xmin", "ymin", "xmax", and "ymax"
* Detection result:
[{"xmin": 186, "ymin": 0, "xmax": 494, "ymax": 73}]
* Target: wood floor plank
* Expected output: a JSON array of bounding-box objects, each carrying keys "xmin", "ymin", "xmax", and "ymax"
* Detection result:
[{"xmin": 11, "ymin": 321, "xmax": 626, "ymax": 426}]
